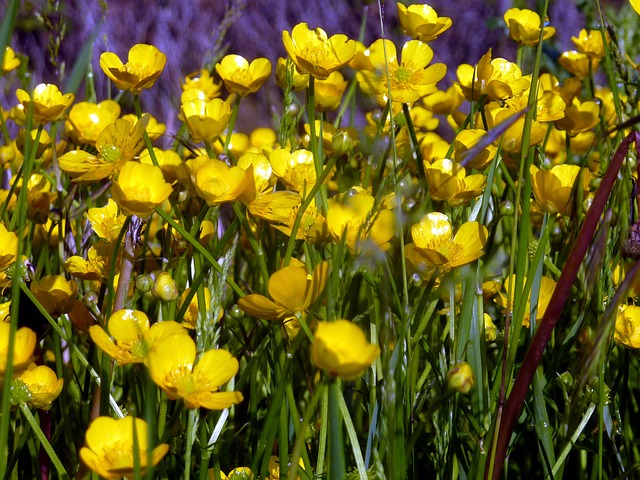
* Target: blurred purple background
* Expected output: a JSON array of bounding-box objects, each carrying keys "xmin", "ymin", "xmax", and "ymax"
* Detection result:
[{"xmin": 0, "ymin": 0, "xmax": 624, "ymax": 138}]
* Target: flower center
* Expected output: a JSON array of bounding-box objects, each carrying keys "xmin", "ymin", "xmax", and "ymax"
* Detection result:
[{"xmin": 100, "ymin": 144, "xmax": 123, "ymax": 164}]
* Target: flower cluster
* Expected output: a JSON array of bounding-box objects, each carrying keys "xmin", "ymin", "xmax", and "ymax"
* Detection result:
[{"xmin": 2, "ymin": 1, "xmax": 640, "ymax": 478}]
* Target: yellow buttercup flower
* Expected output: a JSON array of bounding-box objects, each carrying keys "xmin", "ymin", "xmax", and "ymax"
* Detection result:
[
  {"xmin": 273, "ymin": 202, "xmax": 329, "ymax": 244},
  {"xmin": 111, "ymin": 162, "xmax": 173, "ymax": 218},
  {"xmin": 121, "ymin": 113, "xmax": 166, "ymax": 141},
  {"xmin": 447, "ymin": 362, "xmax": 475, "ymax": 394},
  {"xmin": 456, "ymin": 49, "xmax": 530, "ymax": 101},
  {"xmin": 282, "ymin": 22, "xmax": 356, "ymax": 79},
  {"xmin": 179, "ymin": 287, "xmax": 212, "ymax": 329},
  {"xmin": 615, "ymin": 305, "xmax": 640, "ymax": 349},
  {"xmin": 453, "ymin": 129, "xmax": 498, "ymax": 170},
  {"xmin": 59, "ymin": 115, "xmax": 149, "ymax": 182},
  {"xmin": 65, "ymin": 100, "xmax": 121, "ymax": 145},
  {"xmin": 86, "ymin": 199, "xmax": 127, "ymax": 243},
  {"xmin": 311, "ymin": 320, "xmax": 380, "ymax": 381},
  {"xmin": 90, "ymin": 310, "xmax": 186, "ymax": 365},
  {"xmin": 14, "ymin": 83, "xmax": 75, "ymax": 125},
  {"xmin": 99, "ymin": 43, "xmax": 166, "ymax": 95},
  {"xmin": 327, "ymin": 187, "xmax": 396, "ymax": 253},
  {"xmin": 424, "ymin": 158, "xmax": 486, "ymax": 206},
  {"xmin": 1, "ymin": 323, "xmax": 36, "ymax": 380},
  {"xmin": 632, "ymin": 0, "xmax": 640, "ymax": 15},
  {"xmin": 558, "ymin": 50, "xmax": 600, "ymax": 78},
  {"xmin": 180, "ymin": 97, "xmax": 232, "ymax": 143},
  {"xmin": 269, "ymin": 148, "xmax": 317, "ymax": 194},
  {"xmin": 182, "ymin": 69, "xmax": 222, "ymax": 100},
  {"xmin": 194, "ymin": 157, "xmax": 253, "ymax": 206},
  {"xmin": 554, "ymin": 98, "xmax": 600, "ymax": 136},
  {"xmin": 572, "ymin": 29, "xmax": 606, "ymax": 59},
  {"xmin": 80, "ymin": 416, "xmax": 169, "ymax": 479},
  {"xmin": 14, "ymin": 363, "xmax": 63, "ymax": 409},
  {"xmin": 0, "ymin": 223, "xmax": 18, "ymax": 270},
  {"xmin": 238, "ymin": 261, "xmax": 329, "ymax": 326},
  {"xmin": 503, "ymin": 8, "xmax": 555, "ymax": 46},
  {"xmin": 486, "ymin": 107, "xmax": 546, "ymax": 154},
  {"xmin": 405, "ymin": 212, "xmax": 487, "ymax": 277},
  {"xmin": 275, "ymin": 57, "xmax": 309, "ymax": 91},
  {"xmin": 267, "ymin": 456, "xmax": 305, "ymax": 480},
  {"xmin": 30, "ymin": 275, "xmax": 77, "ymax": 316},
  {"xmin": 496, "ymin": 275, "xmax": 556, "ymax": 328},
  {"xmin": 139, "ymin": 147, "xmax": 182, "ymax": 183},
  {"xmin": 2, "ymin": 46, "xmax": 20, "ymax": 73},
  {"xmin": 397, "ymin": 3, "xmax": 452, "ymax": 42},
  {"xmin": 64, "ymin": 241, "xmax": 116, "ymax": 281},
  {"xmin": 216, "ymin": 54, "xmax": 272, "ymax": 96},
  {"xmin": 530, "ymin": 164, "xmax": 590, "ymax": 216},
  {"xmin": 423, "ymin": 85, "xmax": 465, "ymax": 115},
  {"xmin": 314, "ymin": 71, "xmax": 348, "ymax": 111},
  {"xmin": 356, "ymin": 39, "xmax": 446, "ymax": 105},
  {"xmin": 146, "ymin": 333, "xmax": 244, "ymax": 409}
]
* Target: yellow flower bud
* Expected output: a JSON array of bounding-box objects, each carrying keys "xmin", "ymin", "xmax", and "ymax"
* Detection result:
[
  {"xmin": 153, "ymin": 272, "xmax": 179, "ymax": 302},
  {"xmin": 447, "ymin": 362, "xmax": 475, "ymax": 394}
]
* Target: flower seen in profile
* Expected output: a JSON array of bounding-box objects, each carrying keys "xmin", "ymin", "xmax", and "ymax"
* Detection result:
[
  {"xmin": 99, "ymin": 43, "xmax": 166, "ymax": 95},
  {"xmin": 397, "ymin": 3, "xmax": 452, "ymax": 42},
  {"xmin": 327, "ymin": 187, "xmax": 396, "ymax": 253},
  {"xmin": 615, "ymin": 304, "xmax": 640, "ymax": 349},
  {"xmin": 13, "ymin": 363, "xmax": 63, "ymax": 409},
  {"xmin": 558, "ymin": 50, "xmax": 600, "ymax": 78},
  {"xmin": 79, "ymin": 416, "xmax": 169, "ymax": 479},
  {"xmin": 2, "ymin": 46, "xmax": 20, "ymax": 74},
  {"xmin": 554, "ymin": 98, "xmax": 600, "ymax": 136},
  {"xmin": 179, "ymin": 287, "xmax": 212, "ymax": 329},
  {"xmin": 216, "ymin": 54, "xmax": 272, "ymax": 96},
  {"xmin": 453, "ymin": 128, "xmax": 498, "ymax": 170},
  {"xmin": 30, "ymin": 275, "xmax": 78, "ymax": 316},
  {"xmin": 64, "ymin": 241, "xmax": 116, "ymax": 282},
  {"xmin": 282, "ymin": 23, "xmax": 356, "ymax": 79},
  {"xmin": 424, "ymin": 158, "xmax": 486, "ymax": 206},
  {"xmin": 486, "ymin": 107, "xmax": 546, "ymax": 154},
  {"xmin": 59, "ymin": 115, "xmax": 149, "ymax": 182},
  {"xmin": 503, "ymin": 8, "xmax": 555, "ymax": 46},
  {"xmin": 311, "ymin": 319, "xmax": 380, "ymax": 381},
  {"xmin": 14, "ymin": 83, "xmax": 75, "ymax": 125},
  {"xmin": 182, "ymin": 69, "xmax": 222, "ymax": 100},
  {"xmin": 139, "ymin": 147, "xmax": 182, "ymax": 183},
  {"xmin": 275, "ymin": 57, "xmax": 309, "ymax": 91},
  {"xmin": 356, "ymin": 39, "xmax": 446, "ymax": 105},
  {"xmin": 1, "ymin": 323, "xmax": 36, "ymax": 381},
  {"xmin": 456, "ymin": 49, "xmax": 530, "ymax": 102},
  {"xmin": 180, "ymin": 97, "xmax": 233, "ymax": 143},
  {"xmin": 314, "ymin": 71, "xmax": 348, "ymax": 111},
  {"xmin": 0, "ymin": 223, "xmax": 18, "ymax": 270},
  {"xmin": 571, "ymin": 29, "xmax": 606, "ymax": 59},
  {"xmin": 146, "ymin": 332, "xmax": 244, "ymax": 409},
  {"xmin": 111, "ymin": 161, "xmax": 173, "ymax": 218},
  {"xmin": 447, "ymin": 362, "xmax": 475, "ymax": 394},
  {"xmin": 495, "ymin": 275, "xmax": 557, "ymax": 328},
  {"xmin": 530, "ymin": 164, "xmax": 590, "ymax": 216},
  {"xmin": 65, "ymin": 100, "xmax": 121, "ymax": 145},
  {"xmin": 404, "ymin": 212, "xmax": 487, "ymax": 277}
]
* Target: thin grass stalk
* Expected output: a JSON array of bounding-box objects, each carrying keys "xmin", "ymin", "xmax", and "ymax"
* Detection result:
[{"xmin": 19, "ymin": 404, "xmax": 69, "ymax": 479}]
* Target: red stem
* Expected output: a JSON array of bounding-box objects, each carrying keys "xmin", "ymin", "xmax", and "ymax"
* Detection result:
[{"xmin": 487, "ymin": 132, "xmax": 638, "ymax": 479}]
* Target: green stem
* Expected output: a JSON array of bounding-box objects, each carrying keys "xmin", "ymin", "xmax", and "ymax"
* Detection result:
[
  {"xmin": 155, "ymin": 207, "xmax": 244, "ymax": 297},
  {"xmin": 19, "ymin": 403, "xmax": 70, "ymax": 480},
  {"xmin": 328, "ymin": 380, "xmax": 346, "ymax": 479},
  {"xmin": 223, "ymin": 95, "xmax": 242, "ymax": 157}
]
